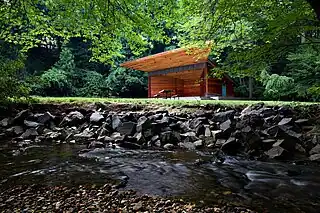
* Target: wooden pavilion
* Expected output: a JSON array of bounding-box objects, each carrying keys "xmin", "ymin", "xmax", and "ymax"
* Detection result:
[{"xmin": 120, "ymin": 47, "xmax": 235, "ymax": 98}]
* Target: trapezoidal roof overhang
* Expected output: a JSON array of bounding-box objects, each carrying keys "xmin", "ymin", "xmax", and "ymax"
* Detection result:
[{"xmin": 120, "ymin": 46, "xmax": 211, "ymax": 72}]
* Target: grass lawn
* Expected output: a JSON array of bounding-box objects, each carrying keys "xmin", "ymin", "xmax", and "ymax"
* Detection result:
[{"xmin": 33, "ymin": 96, "xmax": 320, "ymax": 107}]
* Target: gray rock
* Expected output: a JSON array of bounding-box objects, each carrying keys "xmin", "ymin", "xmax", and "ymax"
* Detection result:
[
  {"xmin": 104, "ymin": 136, "xmax": 114, "ymax": 143},
  {"xmin": 88, "ymin": 141, "xmax": 105, "ymax": 149},
  {"xmin": 13, "ymin": 109, "xmax": 30, "ymax": 124},
  {"xmin": 219, "ymin": 119, "xmax": 232, "ymax": 131},
  {"xmin": 309, "ymin": 144, "xmax": 320, "ymax": 155},
  {"xmin": 117, "ymin": 122, "xmax": 137, "ymax": 135},
  {"xmin": 309, "ymin": 154, "xmax": 320, "ymax": 161},
  {"xmin": 205, "ymin": 126, "xmax": 211, "ymax": 137},
  {"xmin": 221, "ymin": 137, "xmax": 241, "ymax": 154},
  {"xmin": 74, "ymin": 129, "xmax": 94, "ymax": 141},
  {"xmin": 278, "ymin": 117, "xmax": 293, "ymax": 126},
  {"xmin": 60, "ymin": 111, "xmax": 84, "ymax": 126},
  {"xmin": 195, "ymin": 124, "xmax": 205, "ymax": 136},
  {"xmin": 154, "ymin": 140, "xmax": 161, "ymax": 147},
  {"xmin": 265, "ymin": 146, "xmax": 288, "ymax": 159},
  {"xmin": 134, "ymin": 132, "xmax": 145, "ymax": 144},
  {"xmin": 181, "ymin": 132, "xmax": 196, "ymax": 137},
  {"xmin": 295, "ymin": 143, "xmax": 306, "ymax": 154},
  {"xmin": 211, "ymin": 130, "xmax": 223, "ymax": 141},
  {"xmin": 213, "ymin": 110, "xmax": 235, "ymax": 122},
  {"xmin": 215, "ymin": 139, "xmax": 226, "ymax": 147},
  {"xmin": 21, "ymin": 128, "xmax": 38, "ymax": 139},
  {"xmin": 7, "ymin": 126, "xmax": 24, "ymax": 135},
  {"xmin": 24, "ymin": 120, "xmax": 40, "ymax": 128},
  {"xmin": 110, "ymin": 132, "xmax": 124, "ymax": 141},
  {"xmin": 295, "ymin": 119, "xmax": 309, "ymax": 125},
  {"xmin": 35, "ymin": 112, "xmax": 54, "ymax": 124},
  {"xmin": 112, "ymin": 115, "xmax": 122, "ymax": 130},
  {"xmin": 151, "ymin": 135, "xmax": 159, "ymax": 142},
  {"xmin": 0, "ymin": 118, "xmax": 11, "ymax": 127},
  {"xmin": 193, "ymin": 140, "xmax": 203, "ymax": 148},
  {"xmin": 178, "ymin": 142, "xmax": 196, "ymax": 150},
  {"xmin": 136, "ymin": 116, "xmax": 150, "ymax": 132},
  {"xmin": 160, "ymin": 131, "xmax": 172, "ymax": 143},
  {"xmin": 90, "ymin": 112, "xmax": 104, "ymax": 123},
  {"xmin": 163, "ymin": 143, "xmax": 174, "ymax": 150},
  {"xmin": 272, "ymin": 139, "xmax": 296, "ymax": 152}
]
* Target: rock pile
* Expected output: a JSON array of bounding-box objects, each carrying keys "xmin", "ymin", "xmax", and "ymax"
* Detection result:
[{"xmin": 0, "ymin": 103, "xmax": 319, "ymax": 161}]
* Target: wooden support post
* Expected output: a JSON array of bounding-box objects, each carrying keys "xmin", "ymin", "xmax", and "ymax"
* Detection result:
[
  {"xmin": 204, "ymin": 64, "xmax": 209, "ymax": 97},
  {"xmin": 148, "ymin": 75, "xmax": 151, "ymax": 98}
]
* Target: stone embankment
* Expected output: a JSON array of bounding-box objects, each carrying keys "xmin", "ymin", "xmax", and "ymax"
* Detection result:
[{"xmin": 1, "ymin": 103, "xmax": 319, "ymax": 162}]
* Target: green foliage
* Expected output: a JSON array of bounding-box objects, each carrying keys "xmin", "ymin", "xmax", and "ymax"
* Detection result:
[
  {"xmin": 260, "ymin": 69, "xmax": 296, "ymax": 100},
  {"xmin": 75, "ymin": 71, "xmax": 109, "ymax": 97},
  {"xmin": 176, "ymin": 0, "xmax": 318, "ymax": 78},
  {"xmin": 0, "ymin": 42, "xmax": 30, "ymax": 103},
  {"xmin": 106, "ymin": 67, "xmax": 147, "ymax": 98},
  {"xmin": 286, "ymin": 45, "xmax": 320, "ymax": 100}
]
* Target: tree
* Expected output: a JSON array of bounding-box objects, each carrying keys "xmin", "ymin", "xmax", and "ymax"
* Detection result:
[
  {"xmin": 176, "ymin": 0, "xmax": 319, "ymax": 79},
  {"xmin": 0, "ymin": 0, "xmax": 179, "ymax": 64}
]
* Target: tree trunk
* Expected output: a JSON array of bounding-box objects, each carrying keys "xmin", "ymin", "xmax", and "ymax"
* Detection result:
[
  {"xmin": 248, "ymin": 77, "xmax": 253, "ymax": 99},
  {"xmin": 306, "ymin": 0, "xmax": 320, "ymax": 20}
]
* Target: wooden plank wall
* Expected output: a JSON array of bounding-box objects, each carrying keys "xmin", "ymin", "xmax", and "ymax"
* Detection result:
[
  {"xmin": 149, "ymin": 76, "xmax": 184, "ymax": 97},
  {"xmin": 207, "ymin": 77, "xmax": 235, "ymax": 96},
  {"xmin": 184, "ymin": 79, "xmax": 201, "ymax": 96}
]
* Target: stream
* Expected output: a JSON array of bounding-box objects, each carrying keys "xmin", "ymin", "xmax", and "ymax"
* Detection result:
[{"xmin": 1, "ymin": 143, "xmax": 320, "ymax": 213}]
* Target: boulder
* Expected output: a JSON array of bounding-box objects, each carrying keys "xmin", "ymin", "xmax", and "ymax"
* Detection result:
[
  {"xmin": 221, "ymin": 137, "xmax": 242, "ymax": 154},
  {"xmin": 189, "ymin": 117, "xmax": 206, "ymax": 129},
  {"xmin": 211, "ymin": 130, "xmax": 223, "ymax": 141},
  {"xmin": 35, "ymin": 112, "xmax": 54, "ymax": 124},
  {"xmin": 117, "ymin": 122, "xmax": 137, "ymax": 136},
  {"xmin": 112, "ymin": 115, "xmax": 122, "ymax": 130},
  {"xmin": 151, "ymin": 135, "xmax": 159, "ymax": 142},
  {"xmin": 213, "ymin": 110, "xmax": 235, "ymax": 123},
  {"xmin": 60, "ymin": 111, "xmax": 84, "ymax": 126},
  {"xmin": 74, "ymin": 129, "xmax": 94, "ymax": 141},
  {"xmin": 265, "ymin": 146, "xmax": 289, "ymax": 159},
  {"xmin": 154, "ymin": 140, "xmax": 161, "ymax": 147},
  {"xmin": 24, "ymin": 120, "xmax": 40, "ymax": 128},
  {"xmin": 309, "ymin": 144, "xmax": 320, "ymax": 155},
  {"xmin": 110, "ymin": 132, "xmax": 124, "ymax": 141},
  {"xmin": 136, "ymin": 116, "xmax": 151, "ymax": 132},
  {"xmin": 134, "ymin": 132, "xmax": 145, "ymax": 144},
  {"xmin": 195, "ymin": 124, "xmax": 205, "ymax": 136},
  {"xmin": 193, "ymin": 140, "xmax": 203, "ymax": 148},
  {"xmin": 163, "ymin": 143, "xmax": 174, "ymax": 150},
  {"xmin": 88, "ymin": 141, "xmax": 105, "ymax": 149},
  {"xmin": 219, "ymin": 119, "xmax": 232, "ymax": 131},
  {"xmin": 0, "ymin": 118, "xmax": 11, "ymax": 127},
  {"xmin": 180, "ymin": 131, "xmax": 198, "ymax": 142},
  {"xmin": 309, "ymin": 154, "xmax": 320, "ymax": 161},
  {"xmin": 21, "ymin": 128, "xmax": 38, "ymax": 139},
  {"xmin": 278, "ymin": 117, "xmax": 293, "ymax": 126},
  {"xmin": 104, "ymin": 136, "xmax": 115, "ymax": 143},
  {"xmin": 6, "ymin": 126, "xmax": 24, "ymax": 135},
  {"xmin": 205, "ymin": 126, "xmax": 211, "ymax": 137},
  {"xmin": 272, "ymin": 139, "xmax": 296, "ymax": 152},
  {"xmin": 178, "ymin": 142, "xmax": 196, "ymax": 150},
  {"xmin": 13, "ymin": 109, "xmax": 30, "ymax": 124},
  {"xmin": 90, "ymin": 112, "xmax": 104, "ymax": 123},
  {"xmin": 160, "ymin": 131, "xmax": 172, "ymax": 144}
]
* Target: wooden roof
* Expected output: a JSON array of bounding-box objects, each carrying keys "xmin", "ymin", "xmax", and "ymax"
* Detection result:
[{"xmin": 120, "ymin": 47, "xmax": 211, "ymax": 72}]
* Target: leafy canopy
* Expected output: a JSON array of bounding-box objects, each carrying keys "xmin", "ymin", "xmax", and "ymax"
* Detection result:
[{"xmin": 0, "ymin": 0, "xmax": 178, "ymax": 63}]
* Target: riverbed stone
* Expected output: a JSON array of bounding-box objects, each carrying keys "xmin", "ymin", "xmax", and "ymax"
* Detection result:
[
  {"xmin": 112, "ymin": 115, "xmax": 122, "ymax": 130},
  {"xmin": 221, "ymin": 137, "xmax": 241, "ymax": 154},
  {"xmin": 278, "ymin": 117, "xmax": 293, "ymax": 126},
  {"xmin": 6, "ymin": 126, "xmax": 24, "ymax": 135},
  {"xmin": 265, "ymin": 146, "xmax": 288, "ymax": 159},
  {"xmin": 309, "ymin": 144, "xmax": 320, "ymax": 155},
  {"xmin": 117, "ymin": 122, "xmax": 136, "ymax": 136},
  {"xmin": 13, "ymin": 109, "xmax": 30, "ymax": 124},
  {"xmin": 24, "ymin": 120, "xmax": 40, "ymax": 128},
  {"xmin": 90, "ymin": 112, "xmax": 104, "ymax": 123},
  {"xmin": 35, "ymin": 112, "xmax": 54, "ymax": 124},
  {"xmin": 163, "ymin": 143, "xmax": 174, "ymax": 150},
  {"xmin": 309, "ymin": 154, "xmax": 320, "ymax": 161},
  {"xmin": 60, "ymin": 111, "xmax": 84, "ymax": 126},
  {"xmin": 0, "ymin": 118, "xmax": 11, "ymax": 127},
  {"xmin": 219, "ymin": 119, "xmax": 232, "ymax": 132},
  {"xmin": 193, "ymin": 140, "xmax": 203, "ymax": 148},
  {"xmin": 178, "ymin": 142, "xmax": 196, "ymax": 150},
  {"xmin": 21, "ymin": 128, "xmax": 38, "ymax": 139},
  {"xmin": 213, "ymin": 110, "xmax": 235, "ymax": 122},
  {"xmin": 136, "ymin": 116, "xmax": 150, "ymax": 132}
]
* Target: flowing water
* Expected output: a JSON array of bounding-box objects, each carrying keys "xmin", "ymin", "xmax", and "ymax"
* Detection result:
[{"xmin": 1, "ymin": 143, "xmax": 320, "ymax": 213}]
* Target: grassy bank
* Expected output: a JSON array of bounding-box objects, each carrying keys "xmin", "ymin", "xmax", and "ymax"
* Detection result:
[{"xmin": 33, "ymin": 96, "xmax": 319, "ymax": 107}]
